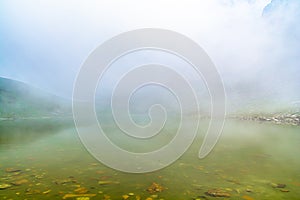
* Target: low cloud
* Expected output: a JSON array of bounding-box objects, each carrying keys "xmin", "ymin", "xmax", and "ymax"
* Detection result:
[{"xmin": 0, "ymin": 0, "xmax": 299, "ymax": 112}]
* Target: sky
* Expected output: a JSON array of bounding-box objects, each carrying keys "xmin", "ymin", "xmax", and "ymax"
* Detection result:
[{"xmin": 0, "ymin": 0, "xmax": 299, "ymax": 111}]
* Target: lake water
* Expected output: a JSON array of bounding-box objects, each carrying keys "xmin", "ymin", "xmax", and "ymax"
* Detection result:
[{"xmin": 0, "ymin": 119, "xmax": 299, "ymax": 199}]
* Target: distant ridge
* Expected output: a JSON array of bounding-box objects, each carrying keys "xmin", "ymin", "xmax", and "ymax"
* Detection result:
[{"xmin": 0, "ymin": 77, "xmax": 71, "ymax": 119}]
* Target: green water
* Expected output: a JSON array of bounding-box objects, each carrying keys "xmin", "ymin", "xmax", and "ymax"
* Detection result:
[{"xmin": 0, "ymin": 119, "xmax": 300, "ymax": 199}]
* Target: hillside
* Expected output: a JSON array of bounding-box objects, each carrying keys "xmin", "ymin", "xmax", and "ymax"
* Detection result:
[{"xmin": 0, "ymin": 77, "xmax": 71, "ymax": 119}]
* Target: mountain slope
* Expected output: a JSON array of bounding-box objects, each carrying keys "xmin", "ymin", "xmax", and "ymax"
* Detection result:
[{"xmin": 0, "ymin": 77, "xmax": 71, "ymax": 118}]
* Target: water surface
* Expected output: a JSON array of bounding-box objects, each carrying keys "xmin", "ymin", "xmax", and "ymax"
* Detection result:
[{"xmin": 0, "ymin": 119, "xmax": 299, "ymax": 199}]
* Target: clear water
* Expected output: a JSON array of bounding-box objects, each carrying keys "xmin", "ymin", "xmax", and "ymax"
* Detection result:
[{"xmin": 0, "ymin": 119, "xmax": 300, "ymax": 199}]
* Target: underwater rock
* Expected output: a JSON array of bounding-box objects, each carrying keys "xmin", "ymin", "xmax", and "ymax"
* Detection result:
[
  {"xmin": 5, "ymin": 168, "xmax": 21, "ymax": 173},
  {"xmin": 280, "ymin": 189, "xmax": 290, "ymax": 192},
  {"xmin": 245, "ymin": 188, "xmax": 253, "ymax": 192},
  {"xmin": 76, "ymin": 197, "xmax": 90, "ymax": 200},
  {"xmin": 103, "ymin": 194, "xmax": 111, "ymax": 200},
  {"xmin": 235, "ymin": 188, "xmax": 240, "ymax": 194},
  {"xmin": 271, "ymin": 183, "xmax": 286, "ymax": 188},
  {"xmin": 136, "ymin": 195, "xmax": 141, "ymax": 200},
  {"xmin": 25, "ymin": 188, "xmax": 41, "ymax": 195},
  {"xmin": 54, "ymin": 178, "xmax": 77, "ymax": 185},
  {"xmin": 34, "ymin": 174, "xmax": 44, "ymax": 179},
  {"xmin": 62, "ymin": 193, "xmax": 96, "ymax": 199},
  {"xmin": 205, "ymin": 189, "xmax": 231, "ymax": 197},
  {"xmin": 242, "ymin": 195, "xmax": 254, "ymax": 200},
  {"xmin": 43, "ymin": 189, "xmax": 51, "ymax": 194},
  {"xmin": 276, "ymin": 183, "xmax": 286, "ymax": 188},
  {"xmin": 270, "ymin": 183, "xmax": 277, "ymax": 187},
  {"xmin": 0, "ymin": 183, "xmax": 12, "ymax": 190},
  {"xmin": 98, "ymin": 180, "xmax": 120, "ymax": 185},
  {"xmin": 74, "ymin": 187, "xmax": 88, "ymax": 194},
  {"xmin": 147, "ymin": 182, "xmax": 165, "ymax": 193},
  {"xmin": 11, "ymin": 178, "xmax": 28, "ymax": 186}
]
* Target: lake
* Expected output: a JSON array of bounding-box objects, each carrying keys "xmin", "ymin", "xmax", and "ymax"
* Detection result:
[{"xmin": 0, "ymin": 118, "xmax": 299, "ymax": 199}]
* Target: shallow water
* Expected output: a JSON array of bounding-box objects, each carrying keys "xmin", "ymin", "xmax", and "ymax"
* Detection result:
[{"xmin": 0, "ymin": 119, "xmax": 300, "ymax": 199}]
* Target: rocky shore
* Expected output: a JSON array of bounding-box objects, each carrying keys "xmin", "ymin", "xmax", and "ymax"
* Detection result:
[{"xmin": 231, "ymin": 112, "xmax": 300, "ymax": 126}]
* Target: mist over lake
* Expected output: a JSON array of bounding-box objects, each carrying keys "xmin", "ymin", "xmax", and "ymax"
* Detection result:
[{"xmin": 0, "ymin": 0, "xmax": 300, "ymax": 199}]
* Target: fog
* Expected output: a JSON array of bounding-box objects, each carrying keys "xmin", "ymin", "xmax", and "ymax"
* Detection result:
[{"xmin": 0, "ymin": 0, "xmax": 299, "ymax": 113}]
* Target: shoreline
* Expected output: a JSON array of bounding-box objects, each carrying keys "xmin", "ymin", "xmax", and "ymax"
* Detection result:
[
  {"xmin": 228, "ymin": 113, "xmax": 300, "ymax": 126},
  {"xmin": 1, "ymin": 113, "xmax": 299, "ymax": 126}
]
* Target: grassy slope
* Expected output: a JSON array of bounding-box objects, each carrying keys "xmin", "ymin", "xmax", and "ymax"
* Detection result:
[{"xmin": 0, "ymin": 77, "xmax": 71, "ymax": 118}]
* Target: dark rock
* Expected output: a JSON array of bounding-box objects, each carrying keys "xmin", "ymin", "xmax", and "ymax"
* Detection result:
[
  {"xmin": 205, "ymin": 189, "xmax": 230, "ymax": 197},
  {"xmin": 5, "ymin": 168, "xmax": 21, "ymax": 173},
  {"xmin": 271, "ymin": 183, "xmax": 286, "ymax": 188}
]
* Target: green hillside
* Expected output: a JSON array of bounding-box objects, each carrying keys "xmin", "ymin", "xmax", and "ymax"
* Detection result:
[{"xmin": 0, "ymin": 77, "xmax": 71, "ymax": 118}]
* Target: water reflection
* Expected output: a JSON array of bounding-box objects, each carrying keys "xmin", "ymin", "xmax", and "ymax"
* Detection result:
[{"xmin": 0, "ymin": 118, "xmax": 73, "ymax": 145}]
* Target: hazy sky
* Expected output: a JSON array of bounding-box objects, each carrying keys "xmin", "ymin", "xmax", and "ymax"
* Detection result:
[{"xmin": 0, "ymin": 0, "xmax": 299, "ymax": 107}]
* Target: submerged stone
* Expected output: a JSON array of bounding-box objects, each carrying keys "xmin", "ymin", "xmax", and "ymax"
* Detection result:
[
  {"xmin": 43, "ymin": 189, "xmax": 51, "ymax": 194},
  {"xmin": 5, "ymin": 168, "xmax": 21, "ymax": 173},
  {"xmin": 136, "ymin": 195, "xmax": 141, "ymax": 200},
  {"xmin": 76, "ymin": 197, "xmax": 90, "ymax": 200},
  {"xmin": 277, "ymin": 183, "xmax": 286, "ymax": 188},
  {"xmin": 271, "ymin": 183, "xmax": 286, "ymax": 188},
  {"xmin": 98, "ymin": 180, "xmax": 119, "ymax": 185},
  {"xmin": 280, "ymin": 189, "xmax": 290, "ymax": 192},
  {"xmin": 242, "ymin": 195, "xmax": 254, "ymax": 200},
  {"xmin": 245, "ymin": 188, "xmax": 253, "ymax": 192},
  {"xmin": 74, "ymin": 187, "xmax": 88, "ymax": 194},
  {"xmin": 205, "ymin": 189, "xmax": 230, "ymax": 197},
  {"xmin": 147, "ymin": 182, "xmax": 165, "ymax": 193},
  {"xmin": 0, "ymin": 183, "xmax": 12, "ymax": 190},
  {"xmin": 11, "ymin": 179, "xmax": 28, "ymax": 186},
  {"xmin": 62, "ymin": 193, "xmax": 96, "ymax": 199}
]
